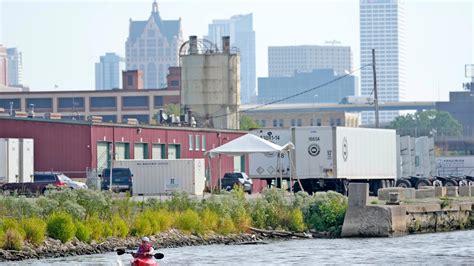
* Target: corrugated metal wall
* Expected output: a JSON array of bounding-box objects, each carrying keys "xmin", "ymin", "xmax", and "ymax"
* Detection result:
[
  {"xmin": 0, "ymin": 119, "xmax": 92, "ymax": 178},
  {"xmin": 0, "ymin": 118, "xmax": 267, "ymax": 192}
]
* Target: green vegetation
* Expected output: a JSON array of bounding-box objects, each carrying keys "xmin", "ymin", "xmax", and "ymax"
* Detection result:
[
  {"xmin": 389, "ymin": 110, "xmax": 462, "ymax": 137},
  {"xmin": 0, "ymin": 187, "xmax": 349, "ymax": 250},
  {"xmin": 239, "ymin": 115, "xmax": 260, "ymax": 131}
]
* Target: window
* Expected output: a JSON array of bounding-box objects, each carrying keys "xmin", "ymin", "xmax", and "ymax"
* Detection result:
[
  {"xmin": 317, "ymin": 119, "xmax": 322, "ymax": 126},
  {"xmin": 58, "ymin": 97, "xmax": 84, "ymax": 109},
  {"xmin": 90, "ymin": 97, "xmax": 116, "ymax": 108},
  {"xmin": 122, "ymin": 96, "xmax": 149, "ymax": 108},
  {"xmin": 195, "ymin": 135, "xmax": 200, "ymax": 151},
  {"xmin": 291, "ymin": 119, "xmax": 296, "ymax": 126},
  {"xmin": 0, "ymin": 99, "xmax": 20, "ymax": 110},
  {"xmin": 201, "ymin": 135, "xmax": 206, "ymax": 151},
  {"xmin": 297, "ymin": 119, "xmax": 302, "ymax": 126},
  {"xmin": 127, "ymin": 75, "xmax": 134, "ymax": 86},
  {"xmin": 188, "ymin": 135, "xmax": 193, "ymax": 150},
  {"xmin": 260, "ymin": 120, "xmax": 266, "ymax": 127},
  {"xmin": 273, "ymin": 119, "xmax": 278, "ymax": 127},
  {"xmin": 26, "ymin": 98, "xmax": 52, "ymax": 110},
  {"xmin": 170, "ymin": 80, "xmax": 179, "ymax": 86},
  {"xmin": 279, "ymin": 119, "xmax": 284, "ymax": 127},
  {"xmin": 336, "ymin": 119, "xmax": 342, "ymax": 126},
  {"xmin": 154, "ymin": 96, "xmax": 163, "ymax": 107}
]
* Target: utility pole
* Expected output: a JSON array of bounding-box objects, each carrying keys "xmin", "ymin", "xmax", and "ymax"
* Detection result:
[{"xmin": 372, "ymin": 49, "xmax": 379, "ymax": 128}]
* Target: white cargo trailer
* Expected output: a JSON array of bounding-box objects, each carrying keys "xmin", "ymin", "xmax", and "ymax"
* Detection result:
[
  {"xmin": 436, "ymin": 156, "xmax": 474, "ymax": 176},
  {"xmin": 249, "ymin": 128, "xmax": 292, "ymax": 179},
  {"xmin": 19, "ymin": 139, "xmax": 34, "ymax": 183},
  {"xmin": 292, "ymin": 127, "xmax": 397, "ymax": 193},
  {"xmin": 114, "ymin": 159, "xmax": 206, "ymax": 195},
  {"xmin": 0, "ymin": 138, "xmax": 20, "ymax": 184}
]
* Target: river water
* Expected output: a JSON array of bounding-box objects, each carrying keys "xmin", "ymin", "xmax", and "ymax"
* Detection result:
[{"xmin": 7, "ymin": 230, "xmax": 474, "ymax": 265}]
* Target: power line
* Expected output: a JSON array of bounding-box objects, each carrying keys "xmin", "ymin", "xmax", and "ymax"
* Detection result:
[{"xmin": 208, "ymin": 64, "xmax": 373, "ymax": 120}]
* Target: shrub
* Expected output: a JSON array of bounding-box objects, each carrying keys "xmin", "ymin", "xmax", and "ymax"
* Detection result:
[
  {"xmin": 0, "ymin": 197, "xmax": 38, "ymax": 219},
  {"xmin": 130, "ymin": 214, "xmax": 152, "ymax": 237},
  {"xmin": 75, "ymin": 221, "xmax": 91, "ymax": 243},
  {"xmin": 86, "ymin": 216, "xmax": 104, "ymax": 241},
  {"xmin": 111, "ymin": 215, "xmax": 129, "ymax": 238},
  {"xmin": 2, "ymin": 228, "xmax": 24, "ymax": 250},
  {"xmin": 306, "ymin": 192, "xmax": 347, "ymax": 236},
  {"xmin": 22, "ymin": 217, "xmax": 47, "ymax": 245},
  {"xmin": 155, "ymin": 210, "xmax": 173, "ymax": 232},
  {"xmin": 103, "ymin": 224, "xmax": 113, "ymax": 239},
  {"xmin": 216, "ymin": 215, "xmax": 235, "ymax": 235},
  {"xmin": 288, "ymin": 209, "xmax": 305, "ymax": 232},
  {"xmin": 231, "ymin": 207, "xmax": 251, "ymax": 232},
  {"xmin": 47, "ymin": 212, "xmax": 76, "ymax": 243},
  {"xmin": 201, "ymin": 208, "xmax": 219, "ymax": 232},
  {"xmin": 168, "ymin": 192, "xmax": 195, "ymax": 212},
  {"xmin": 175, "ymin": 209, "xmax": 201, "ymax": 234},
  {"xmin": 1, "ymin": 218, "xmax": 25, "ymax": 237}
]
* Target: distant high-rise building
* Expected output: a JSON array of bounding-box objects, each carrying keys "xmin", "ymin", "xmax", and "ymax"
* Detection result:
[
  {"xmin": 0, "ymin": 45, "xmax": 7, "ymax": 87},
  {"xmin": 95, "ymin": 53, "xmax": 125, "ymax": 90},
  {"xmin": 268, "ymin": 45, "xmax": 352, "ymax": 77},
  {"xmin": 258, "ymin": 69, "xmax": 356, "ymax": 104},
  {"xmin": 6, "ymin": 48, "xmax": 22, "ymax": 86},
  {"xmin": 125, "ymin": 0, "xmax": 182, "ymax": 89},
  {"xmin": 360, "ymin": 0, "xmax": 405, "ymax": 125},
  {"xmin": 205, "ymin": 14, "xmax": 256, "ymax": 104}
]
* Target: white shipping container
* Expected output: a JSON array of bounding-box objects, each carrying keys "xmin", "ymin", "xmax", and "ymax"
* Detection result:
[
  {"xmin": 20, "ymin": 139, "xmax": 34, "ymax": 182},
  {"xmin": 0, "ymin": 138, "xmax": 20, "ymax": 183},
  {"xmin": 293, "ymin": 127, "xmax": 397, "ymax": 180},
  {"xmin": 114, "ymin": 159, "xmax": 206, "ymax": 195},
  {"xmin": 399, "ymin": 136, "xmax": 415, "ymax": 178},
  {"xmin": 436, "ymin": 156, "xmax": 474, "ymax": 176},
  {"xmin": 249, "ymin": 128, "xmax": 292, "ymax": 178}
]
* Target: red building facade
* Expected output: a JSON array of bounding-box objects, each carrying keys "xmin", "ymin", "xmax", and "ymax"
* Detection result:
[{"xmin": 0, "ymin": 117, "xmax": 265, "ymax": 192}]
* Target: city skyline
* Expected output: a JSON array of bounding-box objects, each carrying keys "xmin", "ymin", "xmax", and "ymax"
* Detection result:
[{"xmin": 0, "ymin": 0, "xmax": 472, "ymax": 102}]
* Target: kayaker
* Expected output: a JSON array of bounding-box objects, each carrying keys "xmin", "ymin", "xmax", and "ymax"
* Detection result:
[{"xmin": 134, "ymin": 236, "xmax": 155, "ymax": 258}]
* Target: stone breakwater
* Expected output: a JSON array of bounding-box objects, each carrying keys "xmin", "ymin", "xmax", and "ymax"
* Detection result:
[{"xmin": 0, "ymin": 229, "xmax": 277, "ymax": 262}]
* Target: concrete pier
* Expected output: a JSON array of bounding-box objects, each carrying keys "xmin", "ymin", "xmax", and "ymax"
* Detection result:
[{"xmin": 341, "ymin": 183, "xmax": 474, "ymax": 237}]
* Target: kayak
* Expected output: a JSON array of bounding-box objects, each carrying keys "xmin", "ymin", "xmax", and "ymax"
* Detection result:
[{"xmin": 116, "ymin": 248, "xmax": 164, "ymax": 266}]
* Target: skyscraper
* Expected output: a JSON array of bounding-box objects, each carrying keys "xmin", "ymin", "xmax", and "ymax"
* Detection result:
[
  {"xmin": 205, "ymin": 14, "xmax": 256, "ymax": 104},
  {"xmin": 125, "ymin": 1, "xmax": 182, "ymax": 89},
  {"xmin": 95, "ymin": 53, "xmax": 125, "ymax": 90},
  {"xmin": 268, "ymin": 45, "xmax": 353, "ymax": 77},
  {"xmin": 360, "ymin": 0, "xmax": 405, "ymax": 125},
  {"xmin": 6, "ymin": 48, "xmax": 23, "ymax": 86}
]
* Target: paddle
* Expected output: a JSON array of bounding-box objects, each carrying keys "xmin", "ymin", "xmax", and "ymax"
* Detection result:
[{"xmin": 116, "ymin": 248, "xmax": 164, "ymax": 260}]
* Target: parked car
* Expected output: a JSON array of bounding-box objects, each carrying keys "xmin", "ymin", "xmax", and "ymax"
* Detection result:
[
  {"xmin": 100, "ymin": 168, "xmax": 133, "ymax": 193},
  {"xmin": 1, "ymin": 172, "xmax": 69, "ymax": 196},
  {"xmin": 221, "ymin": 172, "xmax": 253, "ymax": 194},
  {"xmin": 58, "ymin": 174, "xmax": 88, "ymax": 189}
]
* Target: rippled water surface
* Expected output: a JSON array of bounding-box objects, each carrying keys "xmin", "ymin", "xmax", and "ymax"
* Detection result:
[{"xmin": 7, "ymin": 230, "xmax": 474, "ymax": 265}]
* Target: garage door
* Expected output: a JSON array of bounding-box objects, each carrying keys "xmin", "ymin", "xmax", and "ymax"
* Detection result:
[
  {"xmin": 167, "ymin": 144, "xmax": 181, "ymax": 159},
  {"xmin": 97, "ymin": 142, "xmax": 110, "ymax": 171},
  {"xmin": 115, "ymin": 143, "xmax": 129, "ymax": 160},
  {"xmin": 152, "ymin": 144, "xmax": 165, "ymax": 159},
  {"xmin": 134, "ymin": 143, "xmax": 148, "ymax": 159}
]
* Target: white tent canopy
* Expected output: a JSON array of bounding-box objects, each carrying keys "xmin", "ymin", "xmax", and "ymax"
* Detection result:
[{"xmin": 208, "ymin": 133, "xmax": 293, "ymax": 157}]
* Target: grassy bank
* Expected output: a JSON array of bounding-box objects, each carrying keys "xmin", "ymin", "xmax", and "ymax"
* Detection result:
[{"xmin": 0, "ymin": 188, "xmax": 347, "ymax": 251}]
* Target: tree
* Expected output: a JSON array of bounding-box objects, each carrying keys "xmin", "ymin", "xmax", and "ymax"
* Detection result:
[
  {"xmin": 164, "ymin": 103, "xmax": 180, "ymax": 116},
  {"xmin": 389, "ymin": 110, "xmax": 462, "ymax": 137},
  {"xmin": 239, "ymin": 115, "xmax": 260, "ymax": 131}
]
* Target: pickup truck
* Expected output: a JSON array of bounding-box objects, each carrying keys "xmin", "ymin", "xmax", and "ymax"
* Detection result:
[{"xmin": 1, "ymin": 172, "xmax": 69, "ymax": 196}]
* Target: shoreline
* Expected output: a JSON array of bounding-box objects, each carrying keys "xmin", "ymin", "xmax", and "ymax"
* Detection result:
[{"xmin": 0, "ymin": 229, "xmax": 296, "ymax": 262}]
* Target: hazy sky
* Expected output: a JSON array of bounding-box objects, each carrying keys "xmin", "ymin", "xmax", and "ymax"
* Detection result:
[{"xmin": 1, "ymin": 0, "xmax": 473, "ymax": 101}]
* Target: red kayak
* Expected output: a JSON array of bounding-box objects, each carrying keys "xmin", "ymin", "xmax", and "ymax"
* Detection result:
[
  {"xmin": 132, "ymin": 256, "xmax": 158, "ymax": 266},
  {"xmin": 116, "ymin": 249, "xmax": 164, "ymax": 266}
]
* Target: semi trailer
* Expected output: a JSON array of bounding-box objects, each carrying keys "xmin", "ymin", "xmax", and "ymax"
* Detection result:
[{"xmin": 250, "ymin": 127, "xmax": 397, "ymax": 195}]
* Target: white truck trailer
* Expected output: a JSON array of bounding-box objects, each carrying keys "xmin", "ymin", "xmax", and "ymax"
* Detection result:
[
  {"xmin": 19, "ymin": 139, "xmax": 34, "ymax": 183},
  {"xmin": 250, "ymin": 127, "xmax": 397, "ymax": 194},
  {"xmin": 292, "ymin": 127, "xmax": 397, "ymax": 194},
  {"xmin": 0, "ymin": 138, "xmax": 20, "ymax": 184},
  {"xmin": 114, "ymin": 159, "xmax": 206, "ymax": 195}
]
